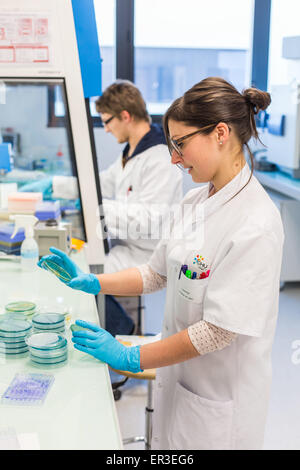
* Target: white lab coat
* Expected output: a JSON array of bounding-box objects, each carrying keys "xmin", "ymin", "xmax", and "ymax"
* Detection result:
[
  {"xmin": 100, "ymin": 144, "xmax": 182, "ymax": 273},
  {"xmin": 52, "ymin": 144, "xmax": 183, "ymax": 273},
  {"xmin": 148, "ymin": 164, "xmax": 284, "ymax": 450}
]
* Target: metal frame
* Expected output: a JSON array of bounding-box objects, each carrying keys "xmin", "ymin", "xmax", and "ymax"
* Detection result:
[
  {"xmin": 116, "ymin": 0, "xmax": 134, "ymax": 82},
  {"xmin": 115, "ymin": 0, "xmax": 272, "ymax": 110},
  {"xmin": 251, "ymin": 0, "xmax": 272, "ymax": 91}
]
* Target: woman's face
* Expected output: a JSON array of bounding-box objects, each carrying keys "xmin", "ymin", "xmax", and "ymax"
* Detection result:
[{"xmin": 168, "ymin": 119, "xmax": 223, "ymax": 183}]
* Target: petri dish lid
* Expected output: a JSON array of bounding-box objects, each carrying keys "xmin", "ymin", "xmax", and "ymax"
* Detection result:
[
  {"xmin": 29, "ymin": 344, "xmax": 68, "ymax": 358},
  {"xmin": 32, "ymin": 313, "xmax": 65, "ymax": 326},
  {"xmin": 0, "ymin": 317, "xmax": 32, "ymax": 334},
  {"xmin": 5, "ymin": 301, "xmax": 36, "ymax": 313},
  {"xmin": 30, "ymin": 353, "xmax": 68, "ymax": 364},
  {"xmin": 40, "ymin": 259, "xmax": 72, "ymax": 283},
  {"xmin": 0, "ymin": 334, "xmax": 28, "ymax": 343},
  {"xmin": 0, "ymin": 344, "xmax": 28, "ymax": 354},
  {"xmin": 0, "ymin": 339, "xmax": 26, "ymax": 349},
  {"xmin": 25, "ymin": 332, "xmax": 67, "ymax": 350}
]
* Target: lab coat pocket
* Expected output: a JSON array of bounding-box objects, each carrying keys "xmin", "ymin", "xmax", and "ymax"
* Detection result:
[
  {"xmin": 175, "ymin": 275, "xmax": 208, "ymax": 327},
  {"xmin": 169, "ymin": 382, "xmax": 234, "ymax": 450}
]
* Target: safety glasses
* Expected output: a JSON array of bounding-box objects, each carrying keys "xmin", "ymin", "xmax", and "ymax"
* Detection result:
[
  {"xmin": 168, "ymin": 123, "xmax": 217, "ymax": 157},
  {"xmin": 102, "ymin": 115, "xmax": 115, "ymax": 126}
]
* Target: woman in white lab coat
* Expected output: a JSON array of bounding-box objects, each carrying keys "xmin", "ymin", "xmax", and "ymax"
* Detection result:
[{"xmin": 40, "ymin": 77, "xmax": 284, "ymax": 450}]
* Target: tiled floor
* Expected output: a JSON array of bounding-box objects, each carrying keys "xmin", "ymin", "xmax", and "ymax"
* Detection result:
[{"xmin": 114, "ymin": 283, "xmax": 300, "ymax": 450}]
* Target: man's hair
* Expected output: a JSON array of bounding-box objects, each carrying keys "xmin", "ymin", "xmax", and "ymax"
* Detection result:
[{"xmin": 95, "ymin": 79, "xmax": 150, "ymax": 123}]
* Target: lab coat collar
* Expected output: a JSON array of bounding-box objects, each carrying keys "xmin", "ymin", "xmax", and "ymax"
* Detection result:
[
  {"xmin": 195, "ymin": 163, "xmax": 252, "ymax": 222},
  {"xmin": 122, "ymin": 124, "xmax": 166, "ymax": 163}
]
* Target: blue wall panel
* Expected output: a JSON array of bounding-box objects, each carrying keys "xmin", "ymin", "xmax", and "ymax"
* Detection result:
[{"xmin": 71, "ymin": 0, "xmax": 102, "ymax": 98}]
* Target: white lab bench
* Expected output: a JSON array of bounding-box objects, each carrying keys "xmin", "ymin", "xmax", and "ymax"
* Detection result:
[
  {"xmin": 255, "ymin": 170, "xmax": 300, "ymax": 283},
  {"xmin": 0, "ymin": 251, "xmax": 123, "ymax": 450}
]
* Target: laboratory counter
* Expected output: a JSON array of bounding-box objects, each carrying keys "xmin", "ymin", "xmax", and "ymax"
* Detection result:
[
  {"xmin": 254, "ymin": 170, "xmax": 300, "ymax": 201},
  {"xmin": 0, "ymin": 250, "xmax": 123, "ymax": 450}
]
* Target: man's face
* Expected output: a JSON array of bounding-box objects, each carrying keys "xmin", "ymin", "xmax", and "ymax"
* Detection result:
[{"xmin": 101, "ymin": 112, "xmax": 130, "ymax": 144}]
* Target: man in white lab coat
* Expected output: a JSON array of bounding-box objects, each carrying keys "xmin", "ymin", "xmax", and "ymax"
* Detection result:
[{"xmin": 23, "ymin": 80, "xmax": 183, "ymax": 335}]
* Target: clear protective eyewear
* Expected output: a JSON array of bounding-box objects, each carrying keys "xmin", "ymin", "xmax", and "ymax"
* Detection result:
[
  {"xmin": 169, "ymin": 123, "xmax": 217, "ymax": 159},
  {"xmin": 102, "ymin": 115, "xmax": 115, "ymax": 126}
]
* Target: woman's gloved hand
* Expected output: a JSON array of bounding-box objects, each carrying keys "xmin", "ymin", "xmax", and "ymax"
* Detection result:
[
  {"xmin": 20, "ymin": 177, "xmax": 53, "ymax": 199},
  {"xmin": 38, "ymin": 246, "xmax": 101, "ymax": 295},
  {"xmin": 72, "ymin": 319, "xmax": 142, "ymax": 373}
]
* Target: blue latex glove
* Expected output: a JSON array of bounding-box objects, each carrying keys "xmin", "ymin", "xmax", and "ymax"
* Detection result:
[
  {"xmin": 20, "ymin": 177, "xmax": 53, "ymax": 200},
  {"xmin": 38, "ymin": 246, "xmax": 101, "ymax": 295},
  {"xmin": 75, "ymin": 198, "xmax": 81, "ymax": 211},
  {"xmin": 72, "ymin": 319, "xmax": 142, "ymax": 373}
]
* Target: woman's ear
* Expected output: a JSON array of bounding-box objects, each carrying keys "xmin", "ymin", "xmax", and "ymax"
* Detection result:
[{"xmin": 215, "ymin": 122, "xmax": 230, "ymax": 145}]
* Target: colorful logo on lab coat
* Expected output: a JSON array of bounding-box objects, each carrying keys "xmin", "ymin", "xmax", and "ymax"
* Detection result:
[{"xmin": 193, "ymin": 255, "xmax": 210, "ymax": 279}]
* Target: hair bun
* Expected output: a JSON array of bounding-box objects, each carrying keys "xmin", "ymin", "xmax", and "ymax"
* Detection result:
[{"xmin": 242, "ymin": 87, "xmax": 271, "ymax": 114}]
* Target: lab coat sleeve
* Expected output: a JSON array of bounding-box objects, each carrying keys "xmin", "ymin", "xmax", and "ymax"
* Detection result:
[
  {"xmin": 203, "ymin": 227, "xmax": 283, "ymax": 337},
  {"xmin": 99, "ymin": 158, "xmax": 120, "ymax": 199},
  {"xmin": 147, "ymin": 238, "xmax": 169, "ymax": 278},
  {"xmin": 103, "ymin": 146, "xmax": 183, "ymax": 241}
]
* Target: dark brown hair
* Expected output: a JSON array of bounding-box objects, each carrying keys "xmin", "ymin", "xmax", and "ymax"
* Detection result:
[
  {"xmin": 163, "ymin": 77, "xmax": 271, "ymax": 196},
  {"xmin": 95, "ymin": 79, "xmax": 150, "ymax": 123}
]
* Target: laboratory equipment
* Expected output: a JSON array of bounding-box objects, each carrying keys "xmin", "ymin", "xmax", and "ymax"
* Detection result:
[
  {"xmin": 1, "ymin": 373, "xmax": 55, "ymax": 406},
  {"xmin": 0, "ymin": 0, "xmax": 106, "ymax": 332},
  {"xmin": 0, "ymin": 224, "xmax": 24, "ymax": 255},
  {"xmin": 8, "ymin": 192, "xmax": 43, "ymax": 213},
  {"xmin": 0, "ymin": 183, "xmax": 17, "ymax": 209},
  {"xmin": 35, "ymin": 201, "xmax": 61, "ymax": 221},
  {"xmin": 32, "ymin": 313, "xmax": 65, "ymax": 333},
  {"xmin": 26, "ymin": 332, "xmax": 68, "ymax": 366},
  {"xmin": 0, "ymin": 143, "xmax": 13, "ymax": 175},
  {"xmin": 39, "ymin": 247, "xmax": 100, "ymax": 294},
  {"xmin": 10, "ymin": 215, "xmax": 39, "ymax": 271},
  {"xmin": 262, "ymin": 83, "xmax": 300, "ymax": 178},
  {"xmin": 70, "ymin": 323, "xmax": 90, "ymax": 333},
  {"xmin": 34, "ymin": 221, "xmax": 72, "ymax": 257},
  {"xmin": 5, "ymin": 301, "xmax": 36, "ymax": 317},
  {"xmin": 40, "ymin": 258, "xmax": 72, "ymax": 282},
  {"xmin": 0, "ymin": 316, "xmax": 32, "ymax": 355}
]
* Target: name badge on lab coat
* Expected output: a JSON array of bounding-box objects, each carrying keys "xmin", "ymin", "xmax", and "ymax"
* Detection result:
[{"xmin": 177, "ymin": 274, "xmax": 208, "ymax": 304}]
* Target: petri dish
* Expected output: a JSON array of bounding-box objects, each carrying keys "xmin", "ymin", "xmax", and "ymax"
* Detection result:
[
  {"xmin": 5, "ymin": 301, "xmax": 36, "ymax": 315},
  {"xmin": 30, "ymin": 354, "xmax": 68, "ymax": 365},
  {"xmin": 29, "ymin": 345, "xmax": 68, "ymax": 358},
  {"xmin": 0, "ymin": 318, "xmax": 32, "ymax": 337},
  {"xmin": 32, "ymin": 313, "xmax": 65, "ymax": 326},
  {"xmin": 33, "ymin": 328, "xmax": 65, "ymax": 335},
  {"xmin": 40, "ymin": 259, "xmax": 72, "ymax": 283},
  {"xmin": 0, "ymin": 334, "xmax": 29, "ymax": 343},
  {"xmin": 0, "ymin": 344, "xmax": 28, "ymax": 354},
  {"xmin": 25, "ymin": 333, "xmax": 67, "ymax": 351},
  {"xmin": 0, "ymin": 339, "xmax": 26, "ymax": 349}
]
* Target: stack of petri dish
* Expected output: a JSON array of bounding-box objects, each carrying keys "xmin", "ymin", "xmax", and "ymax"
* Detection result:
[
  {"xmin": 0, "ymin": 315, "xmax": 32, "ymax": 356},
  {"xmin": 25, "ymin": 332, "xmax": 68, "ymax": 366},
  {"xmin": 31, "ymin": 313, "xmax": 65, "ymax": 334},
  {"xmin": 5, "ymin": 301, "xmax": 36, "ymax": 318}
]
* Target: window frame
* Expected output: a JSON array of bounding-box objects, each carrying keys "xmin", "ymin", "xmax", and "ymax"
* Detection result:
[{"xmin": 48, "ymin": 0, "xmax": 271, "ymax": 127}]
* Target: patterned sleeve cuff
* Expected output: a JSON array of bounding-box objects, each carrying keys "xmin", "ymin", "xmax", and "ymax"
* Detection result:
[
  {"xmin": 188, "ymin": 320, "xmax": 238, "ymax": 355},
  {"xmin": 136, "ymin": 264, "xmax": 167, "ymax": 294}
]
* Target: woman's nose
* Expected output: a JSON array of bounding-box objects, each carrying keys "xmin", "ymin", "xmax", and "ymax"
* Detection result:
[{"xmin": 171, "ymin": 150, "xmax": 182, "ymax": 165}]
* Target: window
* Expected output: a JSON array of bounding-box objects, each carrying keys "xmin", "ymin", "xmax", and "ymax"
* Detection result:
[
  {"xmin": 268, "ymin": 0, "xmax": 300, "ymax": 88},
  {"xmin": 93, "ymin": 0, "xmax": 116, "ymax": 92},
  {"xmin": 134, "ymin": 0, "xmax": 254, "ymax": 115}
]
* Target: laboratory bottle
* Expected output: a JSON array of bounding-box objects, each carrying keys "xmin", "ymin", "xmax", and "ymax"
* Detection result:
[{"xmin": 10, "ymin": 215, "xmax": 39, "ymax": 271}]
